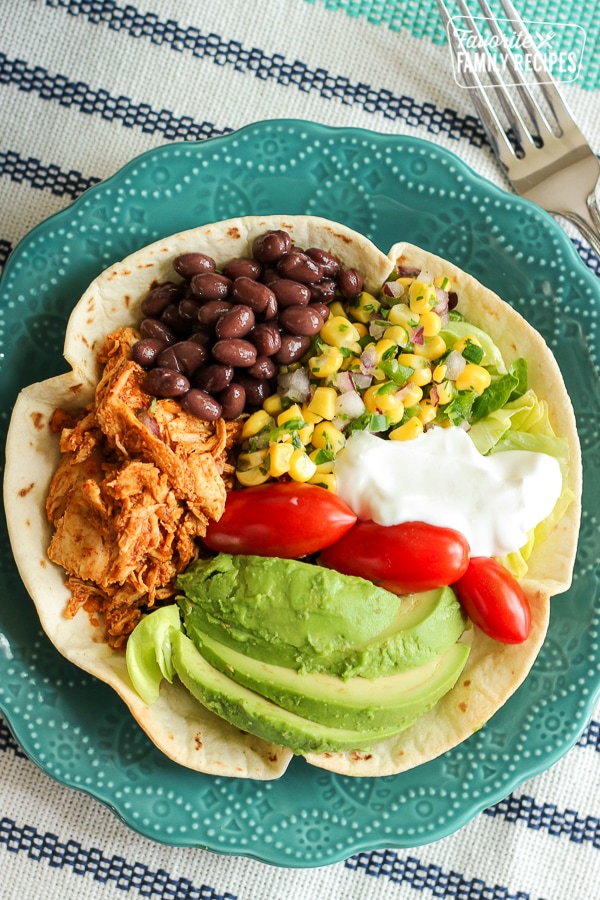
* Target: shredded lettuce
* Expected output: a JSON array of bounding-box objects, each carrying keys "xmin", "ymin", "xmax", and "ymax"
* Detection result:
[
  {"xmin": 440, "ymin": 321, "xmax": 507, "ymax": 375},
  {"xmin": 125, "ymin": 604, "xmax": 181, "ymax": 705}
]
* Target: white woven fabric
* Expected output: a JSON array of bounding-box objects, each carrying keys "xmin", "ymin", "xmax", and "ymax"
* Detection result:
[{"xmin": 1, "ymin": 1, "xmax": 598, "ymax": 898}]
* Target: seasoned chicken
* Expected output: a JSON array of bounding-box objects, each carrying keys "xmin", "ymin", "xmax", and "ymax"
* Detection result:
[{"xmin": 46, "ymin": 328, "xmax": 242, "ymax": 645}]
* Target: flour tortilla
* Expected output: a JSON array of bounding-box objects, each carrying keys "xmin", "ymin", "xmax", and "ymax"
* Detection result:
[
  {"xmin": 3, "ymin": 216, "xmax": 393, "ymax": 780},
  {"xmin": 4, "ymin": 226, "xmax": 581, "ymax": 779}
]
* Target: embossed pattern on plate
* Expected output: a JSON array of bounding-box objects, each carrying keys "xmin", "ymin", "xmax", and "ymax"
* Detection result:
[{"xmin": 1, "ymin": 120, "xmax": 599, "ymax": 866}]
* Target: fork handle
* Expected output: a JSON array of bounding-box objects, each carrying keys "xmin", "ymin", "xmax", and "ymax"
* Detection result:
[{"xmin": 560, "ymin": 188, "xmax": 600, "ymax": 260}]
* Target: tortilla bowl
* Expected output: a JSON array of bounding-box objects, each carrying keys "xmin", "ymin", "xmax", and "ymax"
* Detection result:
[{"xmin": 3, "ymin": 219, "xmax": 581, "ymax": 779}]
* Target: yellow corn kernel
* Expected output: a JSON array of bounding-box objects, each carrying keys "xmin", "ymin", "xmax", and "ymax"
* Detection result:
[
  {"xmin": 419, "ymin": 310, "xmax": 442, "ymax": 337},
  {"xmin": 241, "ymin": 409, "xmax": 273, "ymax": 439},
  {"xmin": 436, "ymin": 380, "xmax": 454, "ymax": 404},
  {"xmin": 418, "ymin": 399, "xmax": 437, "ymax": 424},
  {"xmin": 301, "ymin": 403, "xmax": 323, "ymax": 424},
  {"xmin": 236, "ymin": 465, "xmax": 270, "ymax": 486},
  {"xmin": 433, "ymin": 362, "xmax": 447, "ymax": 383},
  {"xmin": 348, "ymin": 291, "xmax": 381, "ymax": 324},
  {"xmin": 414, "ymin": 335, "xmax": 447, "ymax": 361},
  {"xmin": 453, "ymin": 334, "xmax": 483, "ymax": 355},
  {"xmin": 262, "ymin": 393, "xmax": 283, "ymax": 416},
  {"xmin": 328, "ymin": 300, "xmax": 346, "ymax": 318},
  {"xmin": 307, "ymin": 386, "xmax": 337, "ymax": 420},
  {"xmin": 434, "ymin": 275, "xmax": 451, "ymax": 290},
  {"xmin": 308, "ymin": 449, "xmax": 335, "ymax": 474},
  {"xmin": 277, "ymin": 403, "xmax": 305, "ymax": 427},
  {"xmin": 400, "ymin": 383, "xmax": 423, "ymax": 407},
  {"xmin": 455, "ymin": 363, "xmax": 492, "ymax": 394},
  {"xmin": 398, "ymin": 352, "xmax": 430, "ymax": 371},
  {"xmin": 383, "ymin": 324, "xmax": 410, "ymax": 347},
  {"xmin": 364, "ymin": 384, "xmax": 405, "ymax": 421},
  {"xmin": 320, "ymin": 315, "xmax": 361, "ymax": 349},
  {"xmin": 408, "ymin": 365, "xmax": 433, "ymax": 387},
  {"xmin": 268, "ymin": 442, "xmax": 294, "ymax": 477},
  {"xmin": 387, "ymin": 303, "xmax": 417, "ymax": 328},
  {"xmin": 308, "ymin": 472, "xmax": 337, "ymax": 492},
  {"xmin": 298, "ymin": 422, "xmax": 315, "ymax": 445},
  {"xmin": 408, "ymin": 281, "xmax": 437, "ymax": 314},
  {"xmin": 288, "ymin": 448, "xmax": 317, "ymax": 482},
  {"xmin": 237, "ymin": 448, "xmax": 269, "ymax": 471},
  {"xmin": 309, "ymin": 345, "xmax": 344, "ymax": 378},
  {"xmin": 389, "ymin": 417, "xmax": 424, "ymax": 441},
  {"xmin": 312, "ymin": 421, "xmax": 346, "ymax": 454},
  {"xmin": 375, "ymin": 338, "xmax": 398, "ymax": 363},
  {"xmin": 353, "ymin": 322, "xmax": 368, "ymax": 338}
]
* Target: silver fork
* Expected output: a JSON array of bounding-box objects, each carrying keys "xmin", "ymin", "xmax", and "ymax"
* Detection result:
[{"xmin": 436, "ymin": 0, "xmax": 600, "ymax": 258}]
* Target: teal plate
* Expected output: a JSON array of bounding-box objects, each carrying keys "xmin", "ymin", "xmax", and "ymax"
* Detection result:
[{"xmin": 1, "ymin": 120, "xmax": 599, "ymax": 866}]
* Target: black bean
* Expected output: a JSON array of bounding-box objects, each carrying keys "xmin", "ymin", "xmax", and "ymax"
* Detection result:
[
  {"xmin": 231, "ymin": 277, "xmax": 275, "ymax": 315},
  {"xmin": 140, "ymin": 317, "xmax": 177, "ymax": 346},
  {"xmin": 309, "ymin": 302, "xmax": 330, "ymax": 322},
  {"xmin": 196, "ymin": 299, "xmax": 233, "ymax": 329},
  {"xmin": 178, "ymin": 297, "xmax": 201, "ymax": 323},
  {"xmin": 215, "ymin": 305, "xmax": 255, "ymax": 340},
  {"xmin": 190, "ymin": 272, "xmax": 232, "ymax": 301},
  {"xmin": 188, "ymin": 330, "xmax": 211, "ymax": 348},
  {"xmin": 181, "ymin": 389, "xmax": 222, "ymax": 421},
  {"xmin": 275, "ymin": 334, "xmax": 311, "ymax": 364},
  {"xmin": 252, "ymin": 230, "xmax": 292, "ymax": 264},
  {"xmin": 309, "ymin": 279, "xmax": 337, "ymax": 303},
  {"xmin": 141, "ymin": 282, "xmax": 181, "ymax": 318},
  {"xmin": 263, "ymin": 291, "xmax": 278, "ymax": 320},
  {"xmin": 249, "ymin": 322, "xmax": 282, "ymax": 357},
  {"xmin": 234, "ymin": 373, "xmax": 271, "ymax": 407},
  {"xmin": 173, "ymin": 252, "xmax": 216, "ymax": 279},
  {"xmin": 247, "ymin": 355, "xmax": 277, "ymax": 380},
  {"xmin": 157, "ymin": 341, "xmax": 207, "ymax": 376},
  {"xmin": 261, "ymin": 266, "xmax": 280, "ymax": 285},
  {"xmin": 277, "ymin": 251, "xmax": 323, "ymax": 284},
  {"xmin": 193, "ymin": 364, "xmax": 234, "ymax": 393},
  {"xmin": 278, "ymin": 306, "xmax": 323, "ymax": 336},
  {"xmin": 161, "ymin": 302, "xmax": 189, "ymax": 335},
  {"xmin": 272, "ymin": 279, "xmax": 311, "ymax": 308},
  {"xmin": 306, "ymin": 247, "xmax": 341, "ymax": 278},
  {"xmin": 131, "ymin": 338, "xmax": 166, "ymax": 368},
  {"xmin": 222, "ymin": 257, "xmax": 262, "ymax": 281},
  {"xmin": 219, "ymin": 382, "xmax": 246, "ymax": 419},
  {"xmin": 337, "ymin": 267, "xmax": 363, "ymax": 299},
  {"xmin": 144, "ymin": 368, "xmax": 190, "ymax": 398},
  {"xmin": 212, "ymin": 339, "xmax": 257, "ymax": 368}
]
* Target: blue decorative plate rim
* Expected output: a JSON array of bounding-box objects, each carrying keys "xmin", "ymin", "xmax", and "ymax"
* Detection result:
[{"xmin": 1, "ymin": 118, "xmax": 598, "ymax": 867}]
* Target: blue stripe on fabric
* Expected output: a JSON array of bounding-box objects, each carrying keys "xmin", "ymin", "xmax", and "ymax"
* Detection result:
[
  {"xmin": 0, "ymin": 150, "xmax": 101, "ymax": 199},
  {"xmin": 346, "ymin": 849, "xmax": 532, "ymax": 898},
  {"xmin": 0, "ymin": 53, "xmax": 229, "ymax": 142},
  {"xmin": 578, "ymin": 718, "xmax": 600, "ymax": 751},
  {"xmin": 0, "ymin": 239, "xmax": 12, "ymax": 270},
  {"xmin": 37, "ymin": 0, "xmax": 486, "ymax": 145},
  {"xmin": 484, "ymin": 794, "xmax": 600, "ymax": 847},
  {"xmin": 0, "ymin": 718, "xmax": 27, "ymax": 759},
  {"xmin": 0, "ymin": 815, "xmax": 237, "ymax": 899}
]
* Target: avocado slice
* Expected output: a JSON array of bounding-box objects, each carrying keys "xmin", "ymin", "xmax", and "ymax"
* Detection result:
[
  {"xmin": 170, "ymin": 630, "xmax": 426, "ymax": 754},
  {"xmin": 194, "ymin": 630, "xmax": 470, "ymax": 730},
  {"xmin": 177, "ymin": 554, "xmax": 466, "ymax": 677}
]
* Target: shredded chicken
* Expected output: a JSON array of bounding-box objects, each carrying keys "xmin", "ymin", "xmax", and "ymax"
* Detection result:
[{"xmin": 46, "ymin": 328, "xmax": 242, "ymax": 646}]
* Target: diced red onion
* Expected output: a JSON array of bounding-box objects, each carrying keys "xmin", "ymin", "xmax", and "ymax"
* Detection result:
[
  {"xmin": 430, "ymin": 384, "xmax": 440, "ymax": 406},
  {"xmin": 334, "ymin": 391, "xmax": 366, "ymax": 422},
  {"xmin": 369, "ymin": 321, "xmax": 387, "ymax": 340},
  {"xmin": 351, "ymin": 371, "xmax": 373, "ymax": 391},
  {"xmin": 416, "ymin": 269, "xmax": 433, "ymax": 283},
  {"xmin": 397, "ymin": 266, "xmax": 421, "ymax": 278},
  {"xmin": 360, "ymin": 345, "xmax": 378, "ymax": 374},
  {"xmin": 136, "ymin": 408, "xmax": 160, "ymax": 437},
  {"xmin": 383, "ymin": 281, "xmax": 405, "ymax": 298},
  {"xmin": 277, "ymin": 368, "xmax": 311, "ymax": 403},
  {"xmin": 444, "ymin": 349, "xmax": 466, "ymax": 380},
  {"xmin": 411, "ymin": 325, "xmax": 424, "ymax": 346},
  {"xmin": 334, "ymin": 371, "xmax": 355, "ymax": 393}
]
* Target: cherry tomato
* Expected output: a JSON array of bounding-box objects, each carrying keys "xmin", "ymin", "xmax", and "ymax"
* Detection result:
[
  {"xmin": 203, "ymin": 482, "xmax": 357, "ymax": 558},
  {"xmin": 319, "ymin": 520, "xmax": 470, "ymax": 594},
  {"xmin": 453, "ymin": 557, "xmax": 531, "ymax": 643}
]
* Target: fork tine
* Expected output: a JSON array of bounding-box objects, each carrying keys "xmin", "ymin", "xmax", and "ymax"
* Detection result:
[
  {"xmin": 494, "ymin": 0, "xmax": 578, "ymax": 135},
  {"xmin": 453, "ymin": 0, "xmax": 534, "ymax": 151}
]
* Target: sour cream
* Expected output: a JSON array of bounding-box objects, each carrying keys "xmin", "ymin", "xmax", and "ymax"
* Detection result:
[{"xmin": 334, "ymin": 428, "xmax": 563, "ymax": 557}]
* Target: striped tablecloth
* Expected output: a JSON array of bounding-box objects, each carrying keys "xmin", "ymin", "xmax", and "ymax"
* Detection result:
[{"xmin": 1, "ymin": 2, "xmax": 599, "ymax": 898}]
